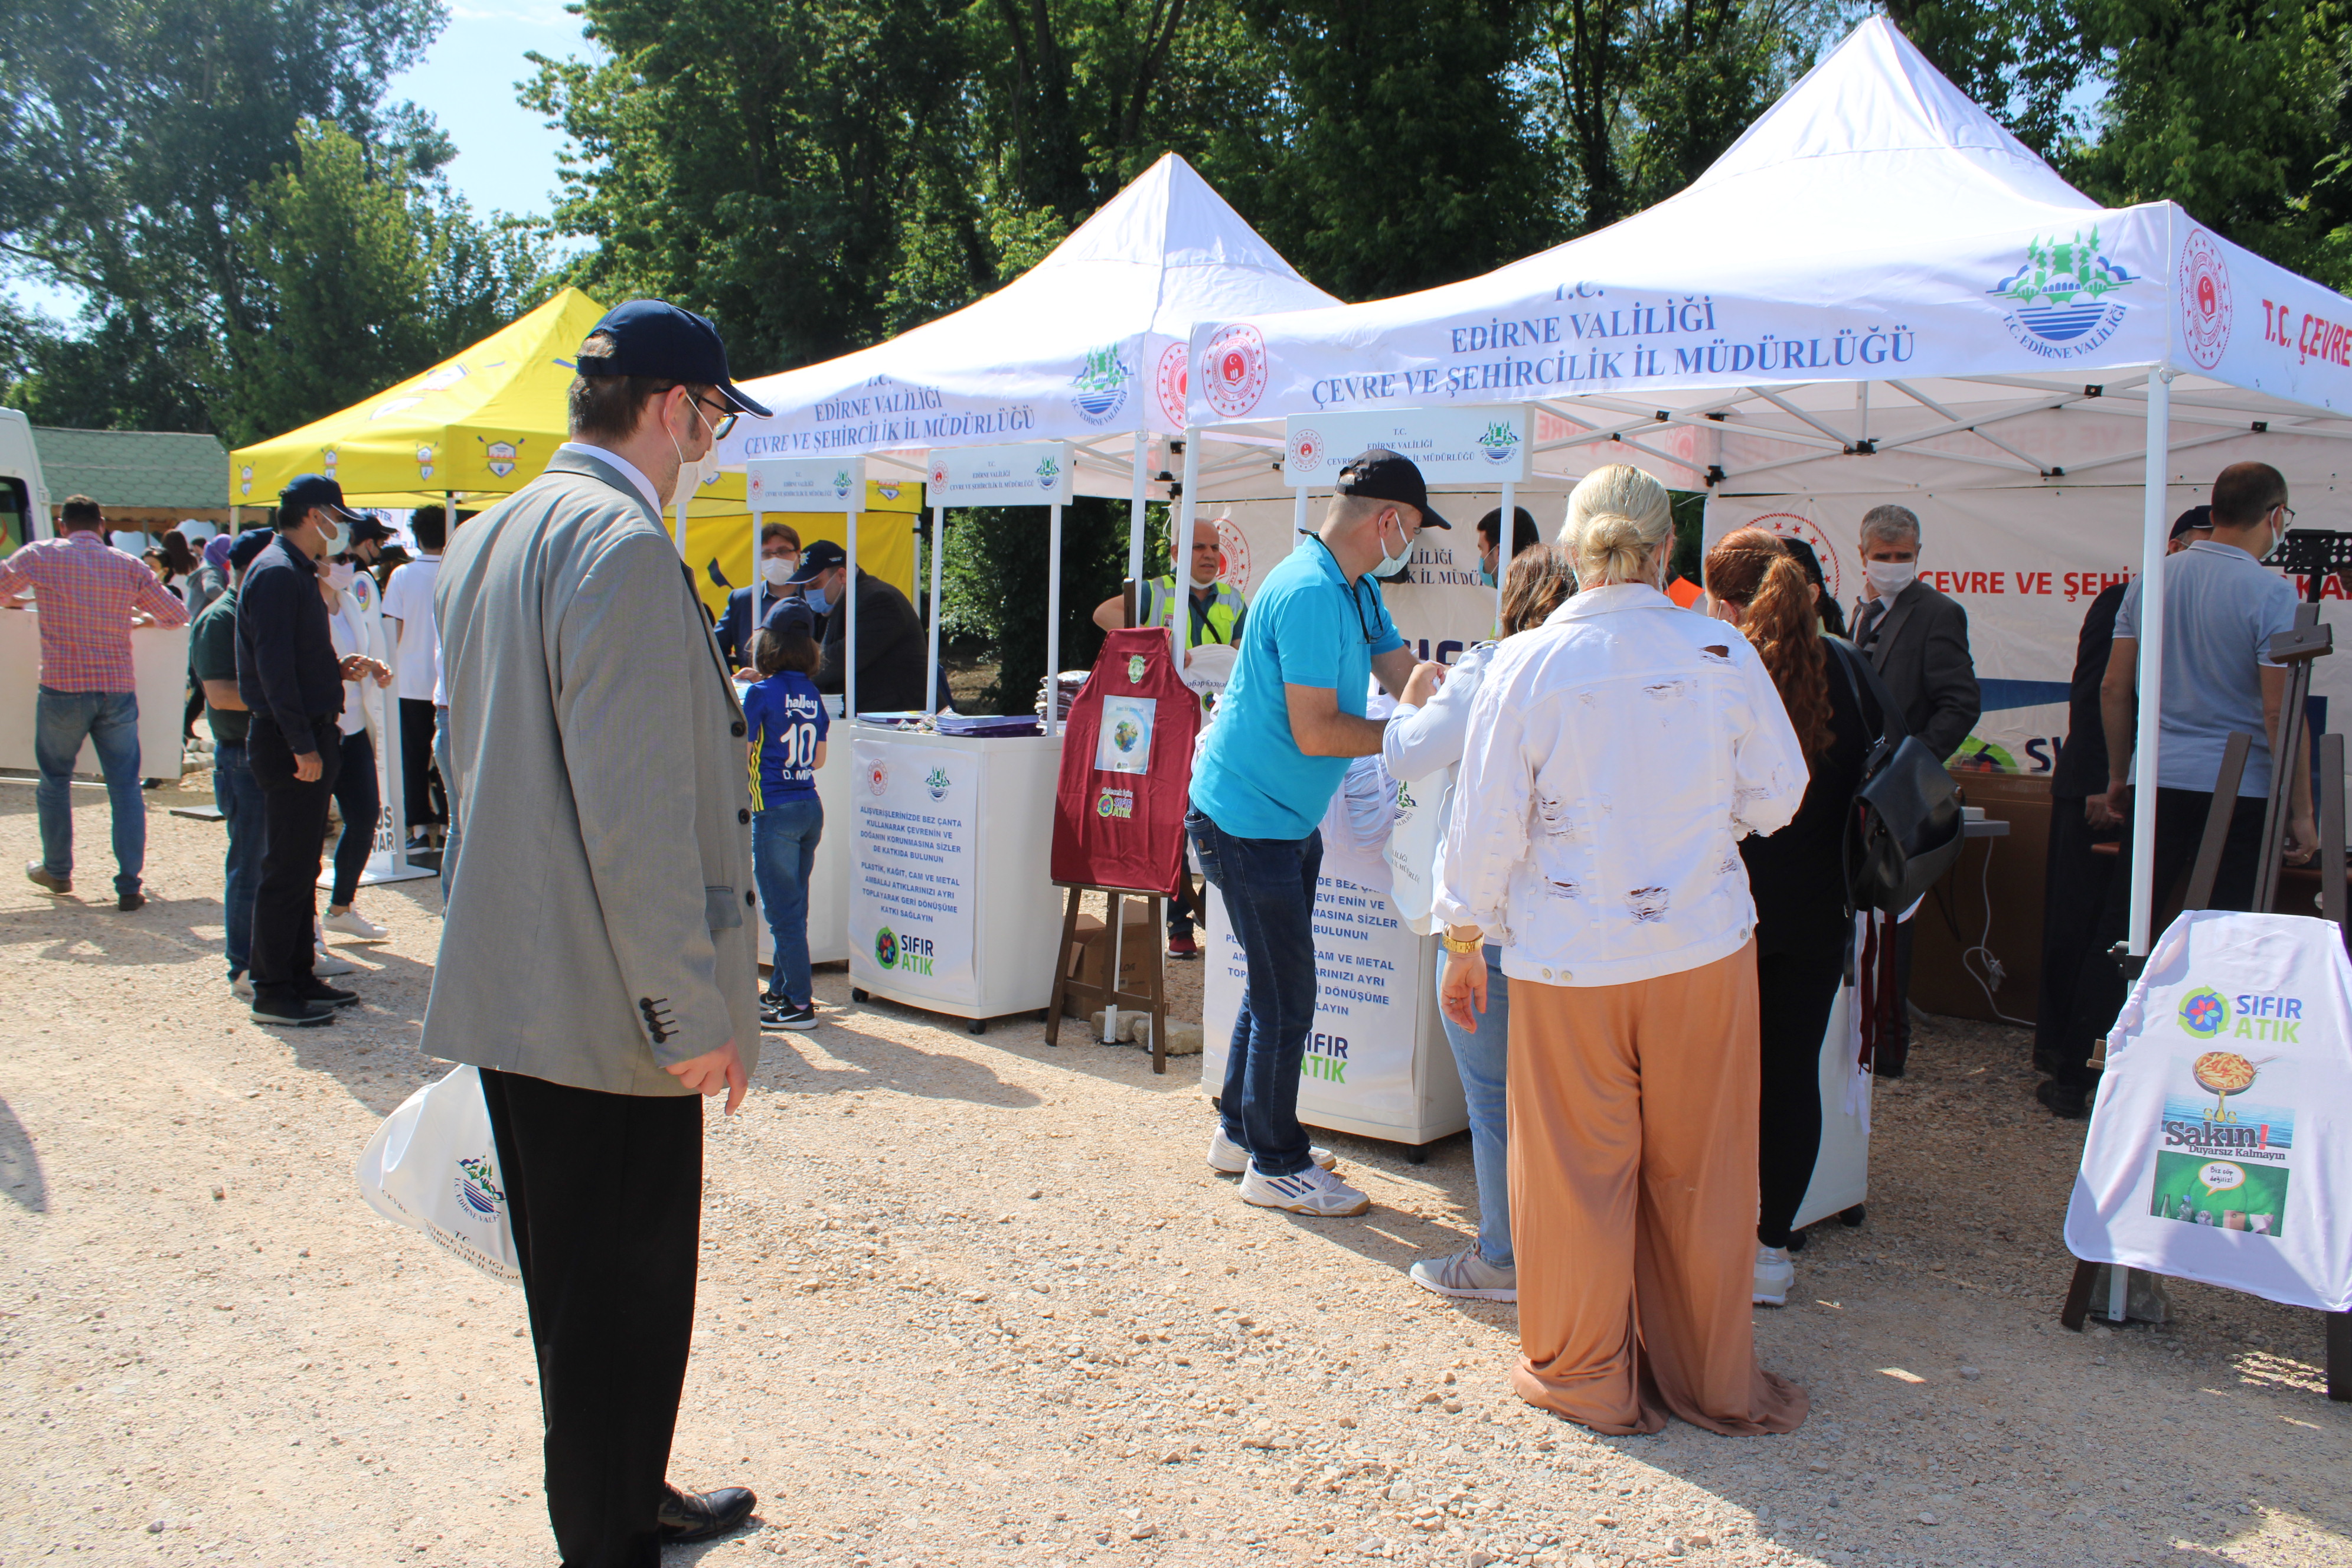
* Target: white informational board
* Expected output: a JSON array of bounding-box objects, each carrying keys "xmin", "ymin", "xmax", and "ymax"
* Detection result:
[
  {"xmin": 847, "ymin": 728, "xmax": 1064, "ymax": 1023},
  {"xmin": 925, "ymin": 443, "xmax": 1075, "ymax": 507},
  {"xmin": 752, "ymin": 736, "xmax": 853, "ymax": 969},
  {"xmin": 2065, "ymin": 909, "xmax": 2352, "ymax": 1314},
  {"xmin": 1200, "ymin": 840, "xmax": 1466, "ymax": 1146},
  {"xmin": 0, "ymin": 613, "xmax": 188, "ymax": 780},
  {"xmin": 747, "ymin": 456, "xmax": 867, "ymax": 509},
  {"xmin": 1283, "ymin": 405, "xmax": 1530, "ymax": 486}
]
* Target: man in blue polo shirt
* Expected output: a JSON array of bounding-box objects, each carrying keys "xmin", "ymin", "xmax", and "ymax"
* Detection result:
[{"xmin": 1187, "ymin": 449, "xmax": 1446, "ymax": 1216}]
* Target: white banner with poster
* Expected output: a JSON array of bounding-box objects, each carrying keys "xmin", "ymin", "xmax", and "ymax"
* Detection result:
[
  {"xmin": 848, "ymin": 734, "xmax": 979, "ymax": 1005},
  {"xmin": 1703, "ymin": 487, "xmax": 2352, "ymax": 782},
  {"xmin": 2064, "ymin": 910, "xmax": 2352, "ymax": 1313},
  {"xmin": 1283, "ymin": 406, "xmax": 1531, "ymax": 486}
]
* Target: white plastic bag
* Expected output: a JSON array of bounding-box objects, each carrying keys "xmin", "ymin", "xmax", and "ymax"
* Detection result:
[{"xmin": 355, "ymin": 1064, "xmax": 521, "ymax": 1287}]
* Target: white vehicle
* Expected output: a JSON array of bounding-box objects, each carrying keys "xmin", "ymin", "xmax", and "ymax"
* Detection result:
[{"xmin": 0, "ymin": 409, "xmax": 51, "ymax": 554}]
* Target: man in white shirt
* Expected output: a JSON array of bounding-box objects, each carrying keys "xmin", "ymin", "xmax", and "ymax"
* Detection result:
[{"xmin": 381, "ymin": 505, "xmax": 448, "ymax": 841}]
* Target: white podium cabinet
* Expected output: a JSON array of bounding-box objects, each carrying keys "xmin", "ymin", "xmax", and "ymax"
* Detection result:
[
  {"xmin": 0, "ymin": 613, "xmax": 189, "ymax": 780},
  {"xmin": 845, "ymin": 727, "xmax": 1064, "ymax": 1030},
  {"xmin": 1200, "ymin": 841, "xmax": 1468, "ymax": 1151}
]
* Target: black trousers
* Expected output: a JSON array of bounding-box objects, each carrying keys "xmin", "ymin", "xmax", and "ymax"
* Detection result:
[
  {"xmin": 246, "ymin": 714, "xmax": 337, "ymax": 1001},
  {"xmin": 2054, "ymin": 786, "xmax": 2268, "ymax": 1087},
  {"xmin": 1757, "ymin": 942, "xmax": 1845, "ymax": 1249},
  {"xmin": 329, "ymin": 728, "xmax": 378, "ymax": 907},
  {"xmin": 2036, "ymin": 795, "xmax": 2121, "ymax": 1074},
  {"xmin": 400, "ymin": 697, "xmax": 443, "ymax": 827},
  {"xmin": 481, "ymin": 1070, "xmax": 703, "ymax": 1568}
]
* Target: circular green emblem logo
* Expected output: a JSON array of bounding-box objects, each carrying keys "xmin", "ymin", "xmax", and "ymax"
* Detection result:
[
  {"xmin": 2178, "ymin": 988, "xmax": 2229, "ymax": 1039},
  {"xmin": 874, "ymin": 927, "xmax": 899, "ymax": 969}
]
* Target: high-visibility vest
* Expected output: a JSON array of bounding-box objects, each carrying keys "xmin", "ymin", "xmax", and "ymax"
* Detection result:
[{"xmin": 1141, "ymin": 575, "xmax": 1244, "ymax": 650}]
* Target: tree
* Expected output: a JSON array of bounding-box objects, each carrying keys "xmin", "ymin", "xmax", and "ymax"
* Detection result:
[
  {"xmin": 1882, "ymin": 0, "xmax": 2092, "ymax": 155},
  {"xmin": 214, "ymin": 120, "xmax": 546, "ymax": 447}
]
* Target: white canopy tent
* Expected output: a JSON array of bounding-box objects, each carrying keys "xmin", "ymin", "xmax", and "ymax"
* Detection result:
[
  {"xmin": 1178, "ymin": 15, "xmax": 2352, "ymax": 959},
  {"xmin": 710, "ymin": 151, "xmax": 1341, "ymax": 710}
]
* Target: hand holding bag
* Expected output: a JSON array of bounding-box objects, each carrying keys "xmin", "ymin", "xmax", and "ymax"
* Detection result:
[
  {"xmin": 354, "ymin": 1064, "xmax": 521, "ymax": 1287},
  {"xmin": 1830, "ymin": 638, "xmax": 1965, "ymax": 914}
]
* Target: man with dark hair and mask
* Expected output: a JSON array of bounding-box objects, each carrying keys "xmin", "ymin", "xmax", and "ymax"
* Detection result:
[
  {"xmin": 717, "ymin": 520, "xmax": 802, "ymax": 671},
  {"xmin": 784, "ymin": 537, "xmax": 929, "ymax": 714}
]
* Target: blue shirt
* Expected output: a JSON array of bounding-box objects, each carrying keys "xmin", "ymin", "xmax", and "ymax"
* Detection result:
[
  {"xmin": 1190, "ymin": 537, "xmax": 1404, "ymax": 839},
  {"xmin": 2113, "ymin": 540, "xmax": 2298, "ymax": 797},
  {"xmin": 743, "ymin": 670, "xmax": 829, "ymax": 807}
]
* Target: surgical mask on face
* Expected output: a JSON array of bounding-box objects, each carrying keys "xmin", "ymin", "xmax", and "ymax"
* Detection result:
[
  {"xmin": 1865, "ymin": 559, "xmax": 1917, "ymax": 598},
  {"xmin": 1478, "ymin": 563, "xmax": 1497, "ymax": 589},
  {"xmin": 804, "ymin": 581, "xmax": 832, "ymax": 616},
  {"xmin": 315, "ymin": 516, "xmax": 344, "ymax": 554},
  {"xmin": 762, "ymin": 557, "xmax": 792, "ymax": 587},
  {"xmin": 1373, "ymin": 510, "xmax": 1415, "ymax": 577},
  {"xmin": 325, "ymin": 560, "xmax": 356, "ymax": 592}
]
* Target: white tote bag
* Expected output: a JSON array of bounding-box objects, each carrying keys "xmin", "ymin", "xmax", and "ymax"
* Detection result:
[{"xmin": 355, "ymin": 1064, "xmax": 521, "ymax": 1287}]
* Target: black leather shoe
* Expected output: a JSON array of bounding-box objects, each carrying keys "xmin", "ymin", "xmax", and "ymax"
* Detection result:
[
  {"xmin": 658, "ymin": 1482, "xmax": 756, "ymax": 1544},
  {"xmin": 2036, "ymin": 1077, "xmax": 2091, "ymax": 1119},
  {"xmin": 296, "ymin": 981, "xmax": 362, "ymax": 1008},
  {"xmin": 117, "ymin": 888, "xmax": 145, "ymax": 912}
]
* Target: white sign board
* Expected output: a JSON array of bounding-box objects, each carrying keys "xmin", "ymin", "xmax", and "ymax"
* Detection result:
[
  {"xmin": 2064, "ymin": 910, "xmax": 2352, "ymax": 1314},
  {"xmin": 925, "ymin": 442, "xmax": 1074, "ymax": 507},
  {"xmin": 747, "ymin": 456, "xmax": 867, "ymax": 509},
  {"xmin": 1283, "ymin": 406, "xmax": 1529, "ymax": 488},
  {"xmin": 848, "ymin": 733, "xmax": 980, "ymax": 1005}
]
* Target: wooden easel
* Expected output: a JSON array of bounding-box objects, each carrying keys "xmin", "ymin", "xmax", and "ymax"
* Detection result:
[
  {"xmin": 2061, "ymin": 602, "xmax": 2351, "ymax": 1400},
  {"xmin": 1044, "ymin": 882, "xmax": 1175, "ymax": 1074}
]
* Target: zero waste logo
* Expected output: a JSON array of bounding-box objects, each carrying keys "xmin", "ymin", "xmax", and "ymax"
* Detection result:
[
  {"xmin": 1988, "ymin": 228, "xmax": 2138, "ymax": 360},
  {"xmin": 1071, "ymin": 344, "xmax": 1133, "ymax": 426},
  {"xmin": 2178, "ymin": 988, "xmax": 2229, "ymax": 1039},
  {"xmin": 874, "ymin": 926, "xmax": 899, "ymax": 969}
]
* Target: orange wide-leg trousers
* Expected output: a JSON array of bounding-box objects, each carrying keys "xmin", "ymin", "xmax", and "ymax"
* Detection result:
[{"xmin": 1506, "ymin": 941, "xmax": 1808, "ymax": 1436}]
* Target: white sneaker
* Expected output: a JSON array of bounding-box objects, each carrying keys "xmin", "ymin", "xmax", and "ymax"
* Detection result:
[
  {"xmin": 1206, "ymin": 1126, "xmax": 1336, "ymax": 1175},
  {"xmin": 312, "ymin": 945, "xmax": 360, "ymax": 977},
  {"xmin": 1239, "ymin": 1162, "xmax": 1370, "ymax": 1217},
  {"xmin": 1409, "ymin": 1246, "xmax": 1518, "ymax": 1302},
  {"xmin": 322, "ymin": 907, "xmax": 388, "ymax": 942},
  {"xmin": 230, "ymin": 974, "xmax": 254, "ymax": 1000},
  {"xmin": 1753, "ymin": 1244, "xmax": 1794, "ymax": 1307}
]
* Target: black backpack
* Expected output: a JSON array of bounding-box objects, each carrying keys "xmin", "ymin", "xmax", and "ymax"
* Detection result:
[{"xmin": 1827, "ymin": 637, "xmax": 1965, "ymax": 913}]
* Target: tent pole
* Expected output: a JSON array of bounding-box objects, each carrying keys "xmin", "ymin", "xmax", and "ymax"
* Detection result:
[
  {"xmin": 1128, "ymin": 430, "xmax": 1148, "ymax": 618},
  {"xmin": 1496, "ymin": 479, "xmax": 1515, "ymax": 632},
  {"xmin": 1046, "ymin": 502, "xmax": 1064, "ymax": 738},
  {"xmin": 1178, "ymin": 428, "xmax": 1200, "ymax": 547},
  {"xmin": 1293, "ymin": 487, "xmax": 1308, "ymax": 554},
  {"xmin": 846, "ymin": 502, "xmax": 859, "ymax": 724},
  {"xmin": 750, "ymin": 505, "xmax": 762, "ymax": 656},
  {"xmin": 2128, "ymin": 367, "xmax": 2174, "ymax": 956},
  {"xmin": 926, "ymin": 504, "xmax": 945, "ymax": 712}
]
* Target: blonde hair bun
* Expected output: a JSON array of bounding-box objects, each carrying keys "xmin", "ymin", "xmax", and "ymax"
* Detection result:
[{"xmin": 1561, "ymin": 465, "xmax": 1675, "ymax": 587}]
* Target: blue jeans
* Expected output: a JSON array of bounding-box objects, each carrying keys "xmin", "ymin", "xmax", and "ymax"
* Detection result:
[
  {"xmin": 752, "ymin": 795, "xmax": 824, "ymax": 1007},
  {"xmin": 214, "ymin": 741, "xmax": 267, "ymax": 979},
  {"xmin": 1436, "ymin": 942, "xmax": 1512, "ymax": 1266},
  {"xmin": 1187, "ymin": 807, "xmax": 1321, "ymax": 1178},
  {"xmin": 33, "ymin": 688, "xmax": 145, "ymax": 896}
]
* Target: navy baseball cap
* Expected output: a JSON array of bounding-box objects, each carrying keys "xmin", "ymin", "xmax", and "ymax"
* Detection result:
[
  {"xmin": 577, "ymin": 300, "xmax": 772, "ymax": 419},
  {"xmin": 1336, "ymin": 448, "xmax": 1451, "ymax": 529},
  {"xmin": 785, "ymin": 538, "xmax": 847, "ymax": 586},
  {"xmin": 227, "ymin": 527, "xmax": 276, "ymax": 572},
  {"xmin": 762, "ymin": 597, "xmax": 819, "ymax": 641},
  {"xmin": 2171, "ymin": 505, "xmax": 2214, "ymax": 540},
  {"xmin": 279, "ymin": 473, "xmax": 367, "ymax": 526}
]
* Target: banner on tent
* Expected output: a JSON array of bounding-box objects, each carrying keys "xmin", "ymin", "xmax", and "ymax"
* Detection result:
[
  {"xmin": 927, "ymin": 443, "xmax": 1075, "ymax": 507},
  {"xmin": 748, "ymin": 457, "xmax": 867, "ymax": 508},
  {"xmin": 848, "ymin": 734, "xmax": 979, "ymax": 1005},
  {"xmin": 1283, "ymin": 406, "xmax": 1530, "ymax": 485},
  {"xmin": 1704, "ymin": 488, "xmax": 2352, "ymax": 778},
  {"xmin": 1210, "ymin": 500, "xmax": 1503, "ymax": 669}
]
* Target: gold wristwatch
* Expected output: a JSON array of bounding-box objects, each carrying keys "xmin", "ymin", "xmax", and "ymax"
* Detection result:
[{"xmin": 1440, "ymin": 927, "xmax": 1484, "ymax": 955}]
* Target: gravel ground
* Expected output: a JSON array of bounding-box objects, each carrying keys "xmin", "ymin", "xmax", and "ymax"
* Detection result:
[{"xmin": 3, "ymin": 775, "xmax": 2348, "ymax": 1568}]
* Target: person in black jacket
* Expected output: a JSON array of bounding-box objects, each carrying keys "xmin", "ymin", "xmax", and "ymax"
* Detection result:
[
  {"xmin": 783, "ymin": 539, "xmax": 930, "ymax": 714},
  {"xmin": 715, "ymin": 521, "xmax": 801, "ymax": 671},
  {"xmin": 1708, "ymin": 528, "xmax": 1880, "ymax": 1310},
  {"xmin": 236, "ymin": 475, "xmax": 383, "ymax": 1028}
]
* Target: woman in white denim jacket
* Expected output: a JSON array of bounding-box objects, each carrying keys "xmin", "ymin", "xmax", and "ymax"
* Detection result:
[
  {"xmin": 1432, "ymin": 470, "xmax": 1812, "ymax": 1437},
  {"xmin": 1380, "ymin": 543, "xmax": 1575, "ymax": 1305}
]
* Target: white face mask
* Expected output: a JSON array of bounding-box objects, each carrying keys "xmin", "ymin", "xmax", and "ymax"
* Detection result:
[
  {"xmin": 325, "ymin": 561, "xmax": 356, "ymax": 592},
  {"xmin": 1373, "ymin": 509, "xmax": 1416, "ymax": 577},
  {"xmin": 761, "ymin": 557, "xmax": 793, "ymax": 587},
  {"xmin": 1864, "ymin": 559, "xmax": 1917, "ymax": 598},
  {"xmin": 315, "ymin": 515, "xmax": 344, "ymax": 554}
]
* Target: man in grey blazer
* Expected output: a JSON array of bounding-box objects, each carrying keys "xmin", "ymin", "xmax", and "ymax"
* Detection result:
[
  {"xmin": 429, "ymin": 299, "xmax": 768, "ymax": 1565},
  {"xmin": 1851, "ymin": 503, "xmax": 1981, "ymax": 1077}
]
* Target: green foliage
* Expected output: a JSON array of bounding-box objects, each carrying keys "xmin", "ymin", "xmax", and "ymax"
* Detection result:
[
  {"xmin": 2064, "ymin": 0, "xmax": 2352, "ymax": 292},
  {"xmin": 1883, "ymin": 0, "xmax": 2092, "ymax": 155},
  {"xmin": 942, "ymin": 499, "xmax": 1142, "ymax": 711}
]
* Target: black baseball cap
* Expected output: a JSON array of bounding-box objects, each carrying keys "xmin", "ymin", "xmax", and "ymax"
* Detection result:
[
  {"xmin": 346, "ymin": 512, "xmax": 397, "ymax": 548},
  {"xmin": 227, "ymin": 527, "xmax": 276, "ymax": 572},
  {"xmin": 576, "ymin": 299, "xmax": 772, "ymax": 419},
  {"xmin": 2171, "ymin": 505, "xmax": 2214, "ymax": 541},
  {"xmin": 761, "ymin": 597, "xmax": 819, "ymax": 642},
  {"xmin": 279, "ymin": 473, "xmax": 367, "ymax": 527},
  {"xmin": 1336, "ymin": 448, "xmax": 1451, "ymax": 529},
  {"xmin": 785, "ymin": 538, "xmax": 847, "ymax": 586}
]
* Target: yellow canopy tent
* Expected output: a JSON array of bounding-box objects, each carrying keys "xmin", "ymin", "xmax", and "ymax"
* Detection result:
[{"xmin": 227, "ymin": 285, "xmax": 916, "ymax": 612}]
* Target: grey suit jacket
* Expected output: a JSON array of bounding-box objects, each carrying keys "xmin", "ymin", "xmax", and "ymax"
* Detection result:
[
  {"xmin": 426, "ymin": 448, "xmax": 761, "ymax": 1094},
  {"xmin": 1856, "ymin": 579, "xmax": 1982, "ymax": 763}
]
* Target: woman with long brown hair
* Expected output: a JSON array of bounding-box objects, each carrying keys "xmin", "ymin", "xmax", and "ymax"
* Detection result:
[{"xmin": 1701, "ymin": 528, "xmax": 1883, "ymax": 1308}]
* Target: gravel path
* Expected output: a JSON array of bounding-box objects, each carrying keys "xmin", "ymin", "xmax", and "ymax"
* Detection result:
[{"xmin": 2, "ymin": 777, "xmax": 2348, "ymax": 1568}]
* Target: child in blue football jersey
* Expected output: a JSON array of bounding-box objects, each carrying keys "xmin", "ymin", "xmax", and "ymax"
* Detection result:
[{"xmin": 743, "ymin": 608, "xmax": 829, "ymax": 1030}]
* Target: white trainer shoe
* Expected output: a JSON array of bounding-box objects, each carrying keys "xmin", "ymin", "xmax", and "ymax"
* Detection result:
[
  {"xmin": 1753, "ymin": 1244, "xmax": 1794, "ymax": 1307},
  {"xmin": 322, "ymin": 907, "xmax": 388, "ymax": 941},
  {"xmin": 230, "ymin": 974, "xmax": 254, "ymax": 1001},
  {"xmin": 1239, "ymin": 1161, "xmax": 1370, "ymax": 1217},
  {"xmin": 1409, "ymin": 1246, "xmax": 1518, "ymax": 1302},
  {"xmin": 1206, "ymin": 1126, "xmax": 1337, "ymax": 1175},
  {"xmin": 312, "ymin": 945, "xmax": 360, "ymax": 977}
]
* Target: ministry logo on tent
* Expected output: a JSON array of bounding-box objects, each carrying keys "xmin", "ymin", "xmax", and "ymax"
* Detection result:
[
  {"xmin": 1155, "ymin": 343, "xmax": 1189, "ymax": 428},
  {"xmin": 1988, "ymin": 228, "xmax": 2138, "ymax": 361},
  {"xmin": 1201, "ymin": 323, "xmax": 1268, "ymax": 417},
  {"xmin": 1072, "ymin": 344, "xmax": 1132, "ymax": 426},
  {"xmin": 2177, "ymin": 228, "xmax": 2233, "ymax": 370}
]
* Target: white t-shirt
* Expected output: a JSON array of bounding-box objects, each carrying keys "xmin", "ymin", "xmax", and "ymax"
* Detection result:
[
  {"xmin": 326, "ymin": 590, "xmax": 371, "ymax": 738},
  {"xmin": 380, "ymin": 555, "xmax": 441, "ymax": 701}
]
